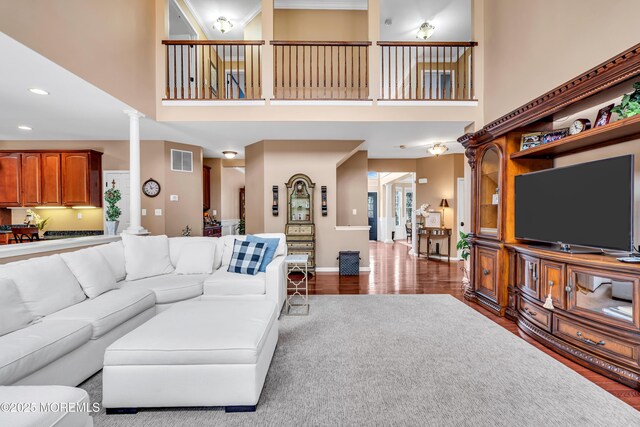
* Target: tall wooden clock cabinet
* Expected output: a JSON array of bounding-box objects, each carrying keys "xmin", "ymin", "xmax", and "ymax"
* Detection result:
[{"xmin": 285, "ymin": 174, "xmax": 316, "ymax": 273}]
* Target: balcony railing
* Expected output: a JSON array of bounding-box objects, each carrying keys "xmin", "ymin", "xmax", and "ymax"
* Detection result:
[
  {"xmin": 271, "ymin": 41, "xmax": 371, "ymax": 100},
  {"xmin": 162, "ymin": 40, "xmax": 265, "ymax": 100},
  {"xmin": 377, "ymin": 41, "xmax": 477, "ymax": 101}
]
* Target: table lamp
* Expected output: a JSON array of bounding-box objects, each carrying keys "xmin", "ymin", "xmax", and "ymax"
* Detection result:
[{"xmin": 439, "ymin": 199, "xmax": 449, "ymax": 227}]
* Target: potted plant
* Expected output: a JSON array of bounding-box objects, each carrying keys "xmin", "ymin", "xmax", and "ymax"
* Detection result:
[
  {"xmin": 612, "ymin": 81, "xmax": 640, "ymax": 119},
  {"xmin": 104, "ymin": 181, "xmax": 122, "ymax": 236},
  {"xmin": 456, "ymin": 231, "xmax": 471, "ymax": 291},
  {"xmin": 26, "ymin": 209, "xmax": 49, "ymax": 239},
  {"xmin": 236, "ymin": 218, "xmax": 245, "ymax": 235}
]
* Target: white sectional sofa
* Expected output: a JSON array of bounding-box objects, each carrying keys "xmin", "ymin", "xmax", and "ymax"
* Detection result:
[{"xmin": 0, "ymin": 233, "xmax": 287, "ymax": 389}]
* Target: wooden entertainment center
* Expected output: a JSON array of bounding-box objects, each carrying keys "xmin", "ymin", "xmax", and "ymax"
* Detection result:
[{"xmin": 460, "ymin": 43, "xmax": 640, "ymax": 388}]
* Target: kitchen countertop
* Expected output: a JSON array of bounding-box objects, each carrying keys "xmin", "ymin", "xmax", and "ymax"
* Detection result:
[{"xmin": 0, "ymin": 235, "xmax": 120, "ymax": 260}]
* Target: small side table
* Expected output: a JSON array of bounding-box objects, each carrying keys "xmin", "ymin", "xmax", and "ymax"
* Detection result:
[{"xmin": 285, "ymin": 254, "xmax": 309, "ymax": 316}]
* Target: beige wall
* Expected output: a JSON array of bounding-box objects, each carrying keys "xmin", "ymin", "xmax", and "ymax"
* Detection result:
[
  {"xmin": 482, "ymin": 0, "xmax": 640, "ymax": 125},
  {"xmin": 203, "ymin": 158, "xmax": 222, "ymax": 218},
  {"xmin": 245, "ymin": 140, "xmax": 370, "ymax": 268},
  {"xmin": 0, "ymin": 0, "xmax": 156, "ymax": 117},
  {"xmin": 368, "ymin": 159, "xmax": 417, "ymax": 173},
  {"xmin": 416, "ymin": 154, "xmax": 465, "ymax": 249},
  {"xmin": 336, "ymin": 151, "xmax": 368, "ymax": 226},
  {"xmin": 141, "ymin": 141, "xmax": 166, "ymax": 235},
  {"xmin": 221, "ymin": 167, "xmax": 245, "ymax": 220},
  {"xmin": 274, "ymin": 10, "xmax": 368, "ymax": 41}
]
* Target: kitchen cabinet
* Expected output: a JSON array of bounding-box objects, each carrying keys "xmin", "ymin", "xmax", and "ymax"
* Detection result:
[
  {"xmin": 61, "ymin": 152, "xmax": 102, "ymax": 207},
  {"xmin": 0, "ymin": 153, "xmax": 22, "ymax": 207},
  {"xmin": 21, "ymin": 153, "xmax": 41, "ymax": 206},
  {"xmin": 41, "ymin": 153, "xmax": 62, "ymax": 205}
]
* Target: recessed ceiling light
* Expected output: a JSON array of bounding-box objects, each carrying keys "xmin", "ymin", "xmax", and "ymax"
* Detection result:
[
  {"xmin": 28, "ymin": 88, "xmax": 49, "ymax": 95},
  {"xmin": 18, "ymin": 125, "xmax": 32, "ymax": 131}
]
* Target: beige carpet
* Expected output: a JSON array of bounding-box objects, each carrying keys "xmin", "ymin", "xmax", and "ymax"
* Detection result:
[{"xmin": 80, "ymin": 295, "xmax": 640, "ymax": 426}]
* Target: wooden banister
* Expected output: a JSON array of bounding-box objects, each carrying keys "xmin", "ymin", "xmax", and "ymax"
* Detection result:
[{"xmin": 162, "ymin": 40, "xmax": 264, "ymax": 101}]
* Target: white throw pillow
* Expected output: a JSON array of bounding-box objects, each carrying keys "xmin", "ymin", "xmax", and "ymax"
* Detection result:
[
  {"xmin": 61, "ymin": 248, "xmax": 117, "ymax": 299},
  {"xmin": 0, "ymin": 278, "xmax": 34, "ymax": 336},
  {"xmin": 168, "ymin": 237, "xmax": 217, "ymax": 267},
  {"xmin": 175, "ymin": 242, "xmax": 215, "ymax": 275},
  {"xmin": 121, "ymin": 234, "xmax": 175, "ymax": 281},
  {"xmin": 2, "ymin": 254, "xmax": 86, "ymax": 319},
  {"xmin": 94, "ymin": 241, "xmax": 126, "ymax": 281}
]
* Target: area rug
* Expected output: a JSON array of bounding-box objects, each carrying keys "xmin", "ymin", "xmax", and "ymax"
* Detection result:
[{"xmin": 80, "ymin": 295, "xmax": 640, "ymax": 426}]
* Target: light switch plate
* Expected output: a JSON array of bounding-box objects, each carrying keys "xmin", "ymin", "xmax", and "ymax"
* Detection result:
[
  {"xmin": 77, "ymin": 213, "xmax": 82, "ymax": 219},
  {"xmin": 170, "ymin": 195, "xmax": 179, "ymax": 201},
  {"xmin": 352, "ymin": 209, "xmax": 357, "ymax": 215},
  {"xmin": 155, "ymin": 209, "xmax": 162, "ymax": 216},
  {"xmin": 141, "ymin": 209, "xmax": 147, "ymax": 216}
]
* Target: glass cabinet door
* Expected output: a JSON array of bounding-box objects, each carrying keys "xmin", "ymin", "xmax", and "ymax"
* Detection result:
[
  {"xmin": 478, "ymin": 146, "xmax": 501, "ymax": 237},
  {"xmin": 289, "ymin": 179, "xmax": 312, "ymax": 222},
  {"xmin": 567, "ymin": 266, "xmax": 638, "ymax": 327}
]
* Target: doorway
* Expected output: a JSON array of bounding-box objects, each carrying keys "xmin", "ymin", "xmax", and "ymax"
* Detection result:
[{"xmin": 367, "ymin": 192, "xmax": 378, "ymax": 241}]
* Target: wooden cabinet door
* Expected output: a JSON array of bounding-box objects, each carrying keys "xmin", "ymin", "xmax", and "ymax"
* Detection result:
[
  {"xmin": 62, "ymin": 153, "xmax": 90, "ymax": 205},
  {"xmin": 21, "ymin": 153, "xmax": 41, "ymax": 206},
  {"xmin": 0, "ymin": 153, "xmax": 22, "ymax": 207},
  {"xmin": 476, "ymin": 246, "xmax": 499, "ymax": 302},
  {"xmin": 517, "ymin": 254, "xmax": 540, "ymax": 299},
  {"xmin": 203, "ymin": 165, "xmax": 211, "ymax": 211},
  {"xmin": 541, "ymin": 260, "xmax": 566, "ymax": 309},
  {"xmin": 41, "ymin": 153, "xmax": 62, "ymax": 205}
]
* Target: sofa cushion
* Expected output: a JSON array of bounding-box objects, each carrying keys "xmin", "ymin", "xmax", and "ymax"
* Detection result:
[
  {"xmin": 220, "ymin": 235, "xmax": 246, "ymax": 267},
  {"xmin": 246, "ymin": 235, "xmax": 280, "ymax": 272},
  {"xmin": 0, "ymin": 386, "xmax": 92, "ymax": 427},
  {"xmin": 104, "ymin": 300, "xmax": 278, "ymax": 366},
  {"xmin": 228, "ymin": 240, "xmax": 266, "ymax": 276},
  {"xmin": 255, "ymin": 233, "xmax": 287, "ymax": 257},
  {"xmin": 47, "ymin": 288, "xmax": 155, "ymax": 339},
  {"xmin": 0, "ymin": 278, "xmax": 33, "ymax": 337},
  {"xmin": 204, "ymin": 269, "xmax": 266, "ymax": 296},
  {"xmin": 122, "ymin": 274, "xmax": 207, "ymax": 304},
  {"xmin": 94, "ymin": 240, "xmax": 126, "ymax": 282},
  {"xmin": 168, "ymin": 237, "xmax": 217, "ymax": 267},
  {"xmin": 220, "ymin": 234, "xmax": 286, "ymax": 267},
  {"xmin": 175, "ymin": 241, "xmax": 214, "ymax": 275},
  {"xmin": 61, "ymin": 247, "xmax": 117, "ymax": 299},
  {"xmin": 0, "ymin": 319, "xmax": 92, "ymax": 385},
  {"xmin": 121, "ymin": 234, "xmax": 174, "ymax": 281},
  {"xmin": 0, "ymin": 254, "xmax": 86, "ymax": 319}
]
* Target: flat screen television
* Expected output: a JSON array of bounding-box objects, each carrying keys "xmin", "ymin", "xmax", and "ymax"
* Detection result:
[{"xmin": 515, "ymin": 155, "xmax": 634, "ymax": 252}]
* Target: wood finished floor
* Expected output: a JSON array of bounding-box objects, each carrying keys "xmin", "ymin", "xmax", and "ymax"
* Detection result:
[{"xmin": 307, "ymin": 241, "xmax": 640, "ymax": 411}]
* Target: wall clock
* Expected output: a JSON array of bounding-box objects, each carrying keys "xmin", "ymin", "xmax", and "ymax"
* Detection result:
[{"xmin": 142, "ymin": 178, "xmax": 161, "ymax": 198}]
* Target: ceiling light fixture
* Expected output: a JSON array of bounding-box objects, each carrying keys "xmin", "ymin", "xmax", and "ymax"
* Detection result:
[
  {"xmin": 222, "ymin": 151, "xmax": 237, "ymax": 159},
  {"xmin": 428, "ymin": 143, "xmax": 448, "ymax": 157},
  {"xmin": 18, "ymin": 125, "xmax": 32, "ymax": 131},
  {"xmin": 29, "ymin": 88, "xmax": 49, "ymax": 95},
  {"xmin": 213, "ymin": 16, "xmax": 233, "ymax": 34},
  {"xmin": 416, "ymin": 22, "xmax": 436, "ymax": 40}
]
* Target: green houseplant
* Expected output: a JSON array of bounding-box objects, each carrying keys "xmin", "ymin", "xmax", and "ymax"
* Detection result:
[
  {"xmin": 104, "ymin": 182, "xmax": 122, "ymax": 236},
  {"xmin": 456, "ymin": 231, "xmax": 471, "ymax": 291},
  {"xmin": 236, "ymin": 218, "xmax": 246, "ymax": 235},
  {"xmin": 612, "ymin": 81, "xmax": 640, "ymax": 119}
]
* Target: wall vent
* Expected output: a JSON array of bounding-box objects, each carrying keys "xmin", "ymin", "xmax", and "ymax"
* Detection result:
[{"xmin": 171, "ymin": 149, "xmax": 193, "ymax": 172}]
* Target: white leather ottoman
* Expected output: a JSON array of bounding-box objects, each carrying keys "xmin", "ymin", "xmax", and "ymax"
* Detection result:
[{"xmin": 102, "ymin": 300, "xmax": 278, "ymax": 413}]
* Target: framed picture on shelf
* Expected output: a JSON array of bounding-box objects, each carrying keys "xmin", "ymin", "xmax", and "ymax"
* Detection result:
[
  {"xmin": 541, "ymin": 128, "xmax": 569, "ymax": 144},
  {"xmin": 594, "ymin": 104, "xmax": 615, "ymax": 128},
  {"xmin": 520, "ymin": 132, "xmax": 543, "ymax": 150},
  {"xmin": 425, "ymin": 211, "xmax": 442, "ymax": 228}
]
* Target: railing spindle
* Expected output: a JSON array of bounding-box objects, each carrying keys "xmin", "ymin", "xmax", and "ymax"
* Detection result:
[{"xmin": 165, "ymin": 45, "xmax": 170, "ymax": 99}]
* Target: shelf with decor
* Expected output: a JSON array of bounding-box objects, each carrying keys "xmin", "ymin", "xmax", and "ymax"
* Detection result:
[{"xmin": 510, "ymin": 113, "xmax": 640, "ymax": 159}]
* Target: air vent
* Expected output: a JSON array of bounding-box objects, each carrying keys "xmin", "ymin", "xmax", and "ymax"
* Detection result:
[{"xmin": 171, "ymin": 149, "xmax": 193, "ymax": 172}]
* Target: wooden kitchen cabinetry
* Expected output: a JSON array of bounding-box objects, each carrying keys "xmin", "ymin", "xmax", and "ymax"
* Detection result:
[{"xmin": 0, "ymin": 150, "xmax": 102, "ymax": 208}]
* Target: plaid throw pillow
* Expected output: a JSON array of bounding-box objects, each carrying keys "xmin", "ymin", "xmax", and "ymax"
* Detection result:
[{"xmin": 227, "ymin": 239, "xmax": 267, "ymax": 275}]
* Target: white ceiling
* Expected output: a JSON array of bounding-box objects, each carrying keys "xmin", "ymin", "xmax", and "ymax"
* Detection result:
[
  {"xmin": 380, "ymin": 0, "xmax": 471, "ymax": 42},
  {"xmin": 179, "ymin": 0, "xmax": 261, "ymax": 40},
  {"xmin": 0, "ymin": 32, "xmax": 468, "ymax": 159}
]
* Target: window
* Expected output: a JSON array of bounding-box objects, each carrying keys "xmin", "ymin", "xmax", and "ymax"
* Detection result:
[
  {"xmin": 405, "ymin": 190, "xmax": 413, "ymax": 222},
  {"xmin": 394, "ymin": 187, "xmax": 402, "ymax": 226},
  {"xmin": 171, "ymin": 149, "xmax": 193, "ymax": 172}
]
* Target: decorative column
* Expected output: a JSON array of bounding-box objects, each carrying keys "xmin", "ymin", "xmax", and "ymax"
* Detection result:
[
  {"xmin": 124, "ymin": 110, "xmax": 148, "ymax": 235},
  {"xmin": 384, "ymin": 183, "xmax": 394, "ymax": 244}
]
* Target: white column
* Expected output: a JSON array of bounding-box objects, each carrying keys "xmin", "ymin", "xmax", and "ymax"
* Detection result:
[
  {"xmin": 409, "ymin": 172, "xmax": 418, "ymax": 256},
  {"xmin": 124, "ymin": 110, "xmax": 148, "ymax": 235},
  {"xmin": 384, "ymin": 183, "xmax": 394, "ymax": 244}
]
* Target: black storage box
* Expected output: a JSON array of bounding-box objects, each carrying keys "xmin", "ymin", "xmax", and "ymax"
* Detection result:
[{"xmin": 338, "ymin": 251, "xmax": 360, "ymax": 276}]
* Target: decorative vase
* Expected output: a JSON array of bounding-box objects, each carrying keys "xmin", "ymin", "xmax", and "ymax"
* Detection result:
[
  {"xmin": 38, "ymin": 230, "xmax": 45, "ymax": 239},
  {"xmin": 105, "ymin": 220, "xmax": 120, "ymax": 236}
]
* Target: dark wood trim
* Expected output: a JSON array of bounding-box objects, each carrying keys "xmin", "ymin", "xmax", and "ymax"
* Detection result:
[
  {"xmin": 0, "ymin": 149, "xmax": 104, "ymax": 155},
  {"xmin": 377, "ymin": 41, "xmax": 477, "ymax": 47},
  {"xmin": 459, "ymin": 42, "xmax": 640, "ymax": 147},
  {"xmin": 270, "ymin": 41, "xmax": 372, "ymax": 46},
  {"xmin": 162, "ymin": 40, "xmax": 265, "ymax": 45}
]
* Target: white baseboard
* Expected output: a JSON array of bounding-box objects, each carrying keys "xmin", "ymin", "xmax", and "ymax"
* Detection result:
[{"xmin": 316, "ymin": 267, "xmax": 371, "ymax": 273}]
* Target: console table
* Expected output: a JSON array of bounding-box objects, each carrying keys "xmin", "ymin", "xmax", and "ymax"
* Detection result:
[
  {"xmin": 417, "ymin": 227, "xmax": 452, "ymax": 262},
  {"xmin": 285, "ymin": 254, "xmax": 309, "ymax": 316}
]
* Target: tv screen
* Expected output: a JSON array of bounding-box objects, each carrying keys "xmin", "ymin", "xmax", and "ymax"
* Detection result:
[{"xmin": 515, "ymin": 155, "xmax": 634, "ymax": 251}]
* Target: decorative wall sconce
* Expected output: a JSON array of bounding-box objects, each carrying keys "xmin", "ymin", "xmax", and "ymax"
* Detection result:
[
  {"xmin": 272, "ymin": 186, "xmax": 279, "ymax": 216},
  {"xmin": 321, "ymin": 186, "xmax": 327, "ymax": 216}
]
